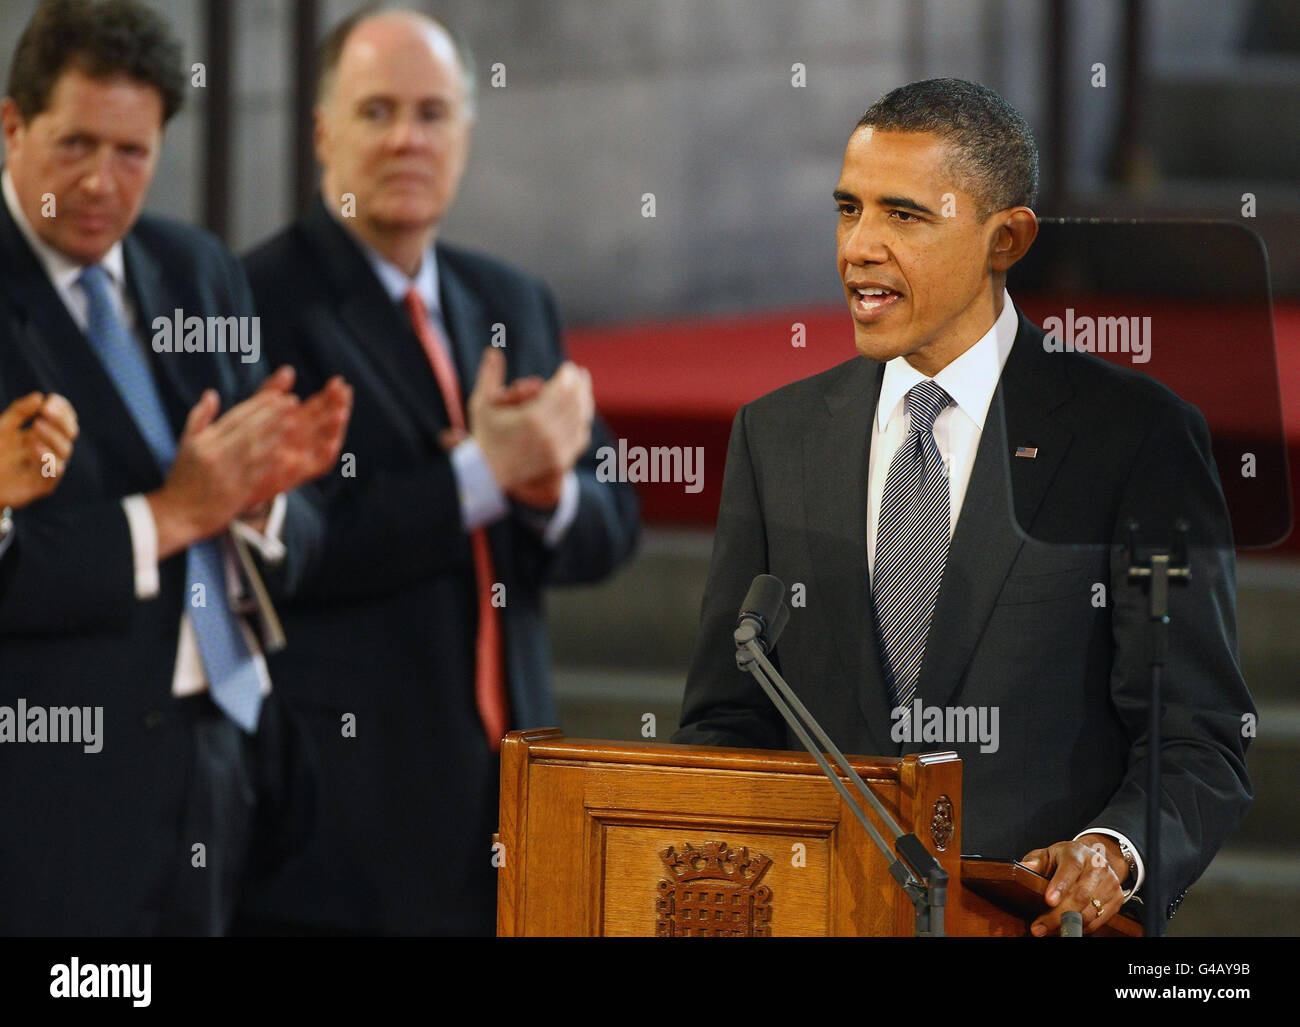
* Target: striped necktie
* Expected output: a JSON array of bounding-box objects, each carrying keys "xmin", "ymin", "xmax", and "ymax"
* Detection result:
[
  {"xmin": 78, "ymin": 265, "xmax": 263, "ymax": 733},
  {"xmin": 873, "ymin": 379, "xmax": 954, "ymax": 712}
]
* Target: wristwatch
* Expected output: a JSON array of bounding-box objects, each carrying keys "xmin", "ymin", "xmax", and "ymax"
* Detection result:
[{"xmin": 1115, "ymin": 836, "xmax": 1139, "ymax": 892}]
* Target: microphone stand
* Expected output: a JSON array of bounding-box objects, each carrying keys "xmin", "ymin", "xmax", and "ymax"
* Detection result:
[
  {"xmin": 735, "ymin": 618, "xmax": 948, "ymax": 936},
  {"xmin": 1124, "ymin": 518, "xmax": 1190, "ymax": 940}
]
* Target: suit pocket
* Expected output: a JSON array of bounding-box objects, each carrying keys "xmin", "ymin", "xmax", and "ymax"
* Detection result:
[{"xmin": 995, "ymin": 564, "xmax": 1096, "ymax": 605}]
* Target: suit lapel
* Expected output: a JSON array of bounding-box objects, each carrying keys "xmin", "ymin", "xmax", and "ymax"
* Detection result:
[
  {"xmin": 300, "ymin": 201, "xmax": 447, "ymax": 442},
  {"xmin": 436, "ymin": 250, "xmax": 492, "ymax": 391},
  {"xmin": 916, "ymin": 310, "xmax": 1075, "ymax": 713},
  {"xmin": 0, "ymin": 200, "xmax": 159, "ymax": 486},
  {"xmin": 0, "ymin": 195, "xmax": 83, "ymax": 398},
  {"xmin": 0, "ymin": 299, "xmax": 70, "ymax": 398},
  {"xmin": 122, "ymin": 233, "xmax": 203, "ymax": 425},
  {"xmin": 802, "ymin": 357, "xmax": 896, "ymax": 754}
]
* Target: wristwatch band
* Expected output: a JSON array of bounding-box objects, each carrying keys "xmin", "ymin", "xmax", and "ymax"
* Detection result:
[{"xmin": 1115, "ymin": 836, "xmax": 1139, "ymax": 890}]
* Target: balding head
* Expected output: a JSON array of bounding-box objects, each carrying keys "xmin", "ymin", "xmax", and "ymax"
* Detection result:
[
  {"xmin": 317, "ymin": 7, "xmax": 475, "ymax": 118},
  {"xmin": 313, "ymin": 6, "xmax": 475, "ymax": 273}
]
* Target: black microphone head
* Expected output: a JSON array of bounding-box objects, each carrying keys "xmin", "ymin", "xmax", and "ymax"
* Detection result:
[
  {"xmin": 767, "ymin": 602, "xmax": 791, "ymax": 650},
  {"xmin": 738, "ymin": 574, "xmax": 786, "ymax": 627}
]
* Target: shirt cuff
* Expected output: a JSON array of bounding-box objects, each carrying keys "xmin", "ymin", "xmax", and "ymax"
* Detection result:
[
  {"xmin": 231, "ymin": 493, "xmax": 288, "ymax": 564},
  {"xmin": 514, "ymin": 470, "xmax": 579, "ymax": 548},
  {"xmin": 1075, "ymin": 827, "xmax": 1145, "ymax": 900},
  {"xmin": 121, "ymin": 494, "xmax": 159, "ymax": 599},
  {"xmin": 451, "ymin": 437, "xmax": 509, "ymax": 531}
]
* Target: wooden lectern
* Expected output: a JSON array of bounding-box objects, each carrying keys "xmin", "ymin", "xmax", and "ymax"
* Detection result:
[{"xmin": 495, "ymin": 730, "xmax": 1142, "ymax": 937}]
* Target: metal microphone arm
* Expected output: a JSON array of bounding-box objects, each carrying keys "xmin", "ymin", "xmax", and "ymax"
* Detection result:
[{"xmin": 735, "ymin": 623, "xmax": 948, "ymax": 936}]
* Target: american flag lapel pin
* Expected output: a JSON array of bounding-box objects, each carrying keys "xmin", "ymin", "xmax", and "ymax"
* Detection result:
[{"xmin": 1015, "ymin": 445, "xmax": 1038, "ymax": 459}]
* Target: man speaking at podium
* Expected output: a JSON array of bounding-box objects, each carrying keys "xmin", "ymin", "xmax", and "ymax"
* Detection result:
[{"xmin": 675, "ymin": 79, "xmax": 1253, "ymax": 936}]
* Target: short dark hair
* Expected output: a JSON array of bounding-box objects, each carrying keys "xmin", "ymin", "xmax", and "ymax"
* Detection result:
[
  {"xmin": 855, "ymin": 78, "xmax": 1038, "ymax": 218},
  {"xmin": 316, "ymin": 4, "xmax": 476, "ymax": 114},
  {"xmin": 7, "ymin": 0, "xmax": 185, "ymax": 124}
]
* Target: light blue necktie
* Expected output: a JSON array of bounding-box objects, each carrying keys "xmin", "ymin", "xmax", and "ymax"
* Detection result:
[
  {"xmin": 79, "ymin": 265, "xmax": 263, "ymax": 732},
  {"xmin": 873, "ymin": 379, "xmax": 954, "ymax": 712}
]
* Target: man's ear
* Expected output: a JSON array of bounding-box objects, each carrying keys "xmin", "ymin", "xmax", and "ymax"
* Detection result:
[
  {"xmin": 1, "ymin": 97, "xmax": 26, "ymax": 153},
  {"xmin": 311, "ymin": 104, "xmax": 328, "ymax": 167},
  {"xmin": 989, "ymin": 207, "xmax": 1038, "ymax": 273}
]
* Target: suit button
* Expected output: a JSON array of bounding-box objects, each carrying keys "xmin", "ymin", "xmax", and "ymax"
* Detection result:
[{"xmin": 141, "ymin": 710, "xmax": 167, "ymax": 732}]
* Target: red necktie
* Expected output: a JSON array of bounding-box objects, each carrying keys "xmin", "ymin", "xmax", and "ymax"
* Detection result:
[{"xmin": 404, "ymin": 288, "xmax": 509, "ymax": 751}]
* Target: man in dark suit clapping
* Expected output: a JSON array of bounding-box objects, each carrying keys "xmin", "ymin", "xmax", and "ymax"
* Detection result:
[
  {"xmin": 0, "ymin": 0, "xmax": 352, "ymax": 935},
  {"xmin": 236, "ymin": 8, "xmax": 639, "ymax": 935}
]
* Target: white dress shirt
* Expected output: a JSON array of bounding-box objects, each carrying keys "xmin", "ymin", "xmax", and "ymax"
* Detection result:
[
  {"xmin": 362, "ymin": 244, "xmax": 579, "ymax": 545},
  {"xmin": 3, "ymin": 169, "xmax": 283, "ymax": 700},
  {"xmin": 865, "ymin": 288, "xmax": 1144, "ymax": 898}
]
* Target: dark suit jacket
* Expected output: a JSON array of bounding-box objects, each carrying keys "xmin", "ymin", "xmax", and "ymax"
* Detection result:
[
  {"xmin": 0, "ymin": 199, "xmax": 323, "ymax": 935},
  {"xmin": 236, "ymin": 200, "xmax": 640, "ymax": 934},
  {"xmin": 674, "ymin": 308, "xmax": 1253, "ymax": 919}
]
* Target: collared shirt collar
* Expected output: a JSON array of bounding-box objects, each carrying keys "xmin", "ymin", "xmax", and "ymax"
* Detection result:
[
  {"xmin": 2, "ymin": 166, "xmax": 128, "ymax": 293},
  {"xmin": 876, "ymin": 287, "xmax": 1019, "ymax": 432},
  {"xmin": 359, "ymin": 236, "xmax": 440, "ymax": 313}
]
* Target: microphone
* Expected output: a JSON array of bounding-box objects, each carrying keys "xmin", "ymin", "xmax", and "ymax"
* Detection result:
[
  {"xmin": 768, "ymin": 603, "xmax": 790, "ymax": 650},
  {"xmin": 1060, "ymin": 910, "xmax": 1083, "ymax": 938},
  {"xmin": 731, "ymin": 574, "xmax": 949, "ymax": 936},
  {"xmin": 734, "ymin": 573, "xmax": 788, "ymax": 655}
]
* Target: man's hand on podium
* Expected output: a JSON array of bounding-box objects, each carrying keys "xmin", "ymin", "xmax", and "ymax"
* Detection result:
[{"xmin": 1021, "ymin": 835, "xmax": 1127, "ymax": 936}]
